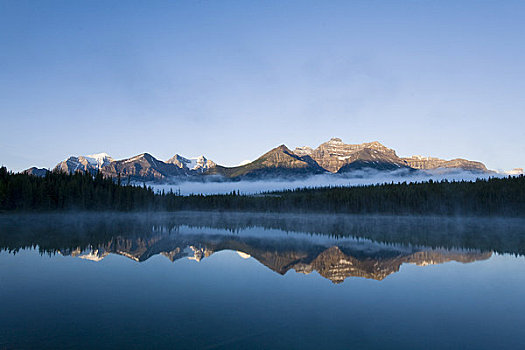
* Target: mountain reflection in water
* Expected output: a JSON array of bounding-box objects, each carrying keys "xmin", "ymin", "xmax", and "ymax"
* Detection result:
[
  {"xmin": 58, "ymin": 229, "xmax": 492, "ymax": 283},
  {"xmin": 0, "ymin": 212, "xmax": 514, "ymax": 283}
]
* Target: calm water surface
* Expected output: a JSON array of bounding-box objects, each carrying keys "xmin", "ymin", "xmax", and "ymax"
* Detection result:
[{"xmin": 1, "ymin": 212, "xmax": 524, "ymax": 349}]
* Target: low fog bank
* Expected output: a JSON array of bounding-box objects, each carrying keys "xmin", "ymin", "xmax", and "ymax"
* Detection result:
[{"xmin": 148, "ymin": 169, "xmax": 502, "ymax": 195}]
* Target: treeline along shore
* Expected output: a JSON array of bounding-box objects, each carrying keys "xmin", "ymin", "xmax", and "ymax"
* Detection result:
[{"xmin": 0, "ymin": 166, "xmax": 524, "ymax": 216}]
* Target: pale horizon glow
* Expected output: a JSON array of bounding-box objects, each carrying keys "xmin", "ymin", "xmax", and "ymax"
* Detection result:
[{"xmin": 1, "ymin": 1, "xmax": 524, "ymax": 172}]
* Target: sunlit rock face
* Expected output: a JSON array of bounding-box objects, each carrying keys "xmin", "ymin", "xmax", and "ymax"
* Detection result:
[
  {"xmin": 294, "ymin": 138, "xmax": 411, "ymax": 173},
  {"xmin": 244, "ymin": 245, "xmax": 491, "ymax": 284},
  {"xmin": 78, "ymin": 249, "xmax": 109, "ymax": 262},
  {"xmin": 309, "ymin": 246, "xmax": 392, "ymax": 282},
  {"xmin": 294, "ymin": 137, "xmax": 489, "ymax": 173},
  {"xmin": 187, "ymin": 245, "xmax": 214, "ymax": 261},
  {"xmin": 306, "ymin": 247, "xmax": 492, "ymax": 283}
]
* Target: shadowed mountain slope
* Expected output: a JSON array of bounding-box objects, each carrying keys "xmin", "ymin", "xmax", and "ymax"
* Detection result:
[
  {"xmin": 23, "ymin": 167, "xmax": 49, "ymax": 177},
  {"xmin": 205, "ymin": 145, "xmax": 326, "ymax": 179},
  {"xmin": 336, "ymin": 148, "xmax": 413, "ymax": 172}
]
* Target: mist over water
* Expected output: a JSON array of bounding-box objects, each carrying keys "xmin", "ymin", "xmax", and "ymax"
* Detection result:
[
  {"xmin": 147, "ymin": 169, "xmax": 499, "ymax": 195},
  {"xmin": 2, "ymin": 211, "xmax": 524, "ymax": 256}
]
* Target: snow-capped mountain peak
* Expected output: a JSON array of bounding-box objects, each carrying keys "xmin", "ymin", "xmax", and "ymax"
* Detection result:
[
  {"xmin": 85, "ymin": 153, "xmax": 114, "ymax": 168},
  {"xmin": 54, "ymin": 152, "xmax": 113, "ymax": 174},
  {"xmin": 167, "ymin": 154, "xmax": 216, "ymax": 173}
]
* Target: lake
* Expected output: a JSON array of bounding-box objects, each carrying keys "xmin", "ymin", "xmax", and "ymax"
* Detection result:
[{"xmin": 1, "ymin": 212, "xmax": 524, "ymax": 349}]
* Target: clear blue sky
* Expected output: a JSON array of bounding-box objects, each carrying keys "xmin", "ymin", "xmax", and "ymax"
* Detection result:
[{"xmin": 1, "ymin": 0, "xmax": 524, "ymax": 172}]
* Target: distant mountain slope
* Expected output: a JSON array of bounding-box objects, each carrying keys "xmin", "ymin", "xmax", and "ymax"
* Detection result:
[
  {"xmin": 206, "ymin": 145, "xmax": 326, "ymax": 179},
  {"xmin": 100, "ymin": 153, "xmax": 187, "ymax": 181},
  {"xmin": 402, "ymin": 156, "xmax": 488, "ymax": 172},
  {"xmin": 23, "ymin": 167, "xmax": 49, "ymax": 177}
]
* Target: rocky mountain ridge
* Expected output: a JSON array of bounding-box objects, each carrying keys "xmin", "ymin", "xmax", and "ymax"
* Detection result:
[{"xmin": 295, "ymin": 138, "xmax": 407, "ymax": 172}]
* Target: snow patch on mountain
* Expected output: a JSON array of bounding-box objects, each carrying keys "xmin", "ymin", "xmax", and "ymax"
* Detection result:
[
  {"xmin": 238, "ymin": 160, "xmax": 252, "ymax": 166},
  {"xmin": 85, "ymin": 153, "xmax": 113, "ymax": 168}
]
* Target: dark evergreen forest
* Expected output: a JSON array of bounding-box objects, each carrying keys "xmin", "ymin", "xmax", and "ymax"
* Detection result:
[{"xmin": 1, "ymin": 166, "xmax": 524, "ymax": 216}]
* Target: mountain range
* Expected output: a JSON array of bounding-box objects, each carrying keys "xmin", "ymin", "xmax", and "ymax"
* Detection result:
[{"xmin": 25, "ymin": 137, "xmax": 491, "ymax": 181}]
